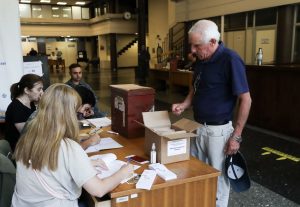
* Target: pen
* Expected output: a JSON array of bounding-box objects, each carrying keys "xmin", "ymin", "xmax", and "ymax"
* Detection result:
[
  {"xmin": 89, "ymin": 127, "xmax": 103, "ymax": 135},
  {"xmin": 107, "ymin": 130, "xmax": 119, "ymax": 135}
]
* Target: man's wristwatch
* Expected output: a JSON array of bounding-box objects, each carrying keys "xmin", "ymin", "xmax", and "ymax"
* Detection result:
[{"xmin": 231, "ymin": 135, "xmax": 243, "ymax": 143}]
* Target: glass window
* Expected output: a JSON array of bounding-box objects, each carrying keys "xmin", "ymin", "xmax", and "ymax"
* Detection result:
[
  {"xmin": 82, "ymin": 8, "xmax": 90, "ymax": 19},
  {"xmin": 19, "ymin": 3, "xmax": 31, "ymax": 18},
  {"xmin": 32, "ymin": 5, "xmax": 42, "ymax": 18},
  {"xmin": 72, "ymin": 6, "xmax": 82, "ymax": 19},
  {"xmin": 247, "ymin": 11, "xmax": 254, "ymax": 27},
  {"xmin": 256, "ymin": 8, "xmax": 277, "ymax": 26},
  {"xmin": 293, "ymin": 26, "xmax": 300, "ymax": 63},
  {"xmin": 41, "ymin": 5, "xmax": 52, "ymax": 19},
  {"xmin": 224, "ymin": 12, "xmax": 246, "ymax": 31},
  {"xmin": 62, "ymin": 7, "xmax": 72, "ymax": 18},
  {"xmin": 52, "ymin": 6, "xmax": 61, "ymax": 18}
]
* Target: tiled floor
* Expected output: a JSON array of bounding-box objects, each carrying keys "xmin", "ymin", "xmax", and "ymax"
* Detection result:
[{"xmin": 50, "ymin": 67, "xmax": 300, "ymax": 207}]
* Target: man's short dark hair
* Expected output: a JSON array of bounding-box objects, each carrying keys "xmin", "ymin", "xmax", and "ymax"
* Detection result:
[
  {"xmin": 69, "ymin": 63, "xmax": 81, "ymax": 71},
  {"xmin": 74, "ymin": 86, "xmax": 96, "ymax": 107}
]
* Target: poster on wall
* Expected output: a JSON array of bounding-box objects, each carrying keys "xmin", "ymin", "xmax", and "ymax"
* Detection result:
[{"xmin": 0, "ymin": 0, "xmax": 24, "ymax": 114}]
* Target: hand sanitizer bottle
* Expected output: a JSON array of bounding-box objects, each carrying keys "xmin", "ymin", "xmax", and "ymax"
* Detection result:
[{"xmin": 150, "ymin": 143, "xmax": 157, "ymax": 164}]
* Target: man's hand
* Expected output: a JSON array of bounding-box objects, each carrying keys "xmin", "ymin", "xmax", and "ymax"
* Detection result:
[
  {"xmin": 172, "ymin": 103, "xmax": 185, "ymax": 115},
  {"xmin": 224, "ymin": 138, "xmax": 240, "ymax": 155},
  {"xmin": 78, "ymin": 103, "xmax": 95, "ymax": 118}
]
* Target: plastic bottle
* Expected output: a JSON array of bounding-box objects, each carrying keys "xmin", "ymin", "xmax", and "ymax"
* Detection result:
[
  {"xmin": 256, "ymin": 48, "xmax": 263, "ymax": 66},
  {"xmin": 150, "ymin": 143, "xmax": 157, "ymax": 164}
]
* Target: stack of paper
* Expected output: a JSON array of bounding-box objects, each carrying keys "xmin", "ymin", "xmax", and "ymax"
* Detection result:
[
  {"xmin": 136, "ymin": 170, "xmax": 157, "ymax": 190},
  {"xmin": 85, "ymin": 137, "xmax": 123, "ymax": 153},
  {"xmin": 87, "ymin": 117, "xmax": 112, "ymax": 128}
]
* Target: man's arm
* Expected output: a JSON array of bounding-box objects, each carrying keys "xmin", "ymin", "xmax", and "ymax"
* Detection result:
[
  {"xmin": 232, "ymin": 92, "xmax": 252, "ymax": 137},
  {"xmin": 225, "ymin": 92, "xmax": 252, "ymax": 155}
]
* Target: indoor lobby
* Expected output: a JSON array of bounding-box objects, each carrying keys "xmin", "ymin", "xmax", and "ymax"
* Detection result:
[{"xmin": 1, "ymin": 0, "xmax": 300, "ymax": 207}]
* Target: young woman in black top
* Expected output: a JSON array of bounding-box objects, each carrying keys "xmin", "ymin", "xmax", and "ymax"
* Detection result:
[{"xmin": 5, "ymin": 74, "xmax": 43, "ymax": 151}]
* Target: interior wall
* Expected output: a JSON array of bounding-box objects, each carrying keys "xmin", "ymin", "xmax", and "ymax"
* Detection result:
[
  {"xmin": 224, "ymin": 30, "xmax": 246, "ymax": 60},
  {"xmin": 117, "ymin": 34, "xmax": 138, "ymax": 67},
  {"xmin": 255, "ymin": 29, "xmax": 276, "ymax": 64},
  {"xmin": 245, "ymin": 28, "xmax": 254, "ymax": 64},
  {"xmin": 21, "ymin": 19, "xmax": 137, "ymax": 37},
  {"xmin": 98, "ymin": 35, "xmax": 110, "ymax": 69},
  {"xmin": 85, "ymin": 39, "xmax": 93, "ymax": 60},
  {"xmin": 148, "ymin": 0, "xmax": 169, "ymax": 68},
  {"xmin": 173, "ymin": 0, "xmax": 300, "ymax": 23},
  {"xmin": 21, "ymin": 42, "xmax": 38, "ymax": 56},
  {"xmin": 45, "ymin": 42, "xmax": 77, "ymax": 67},
  {"xmin": 168, "ymin": 0, "xmax": 177, "ymax": 27}
]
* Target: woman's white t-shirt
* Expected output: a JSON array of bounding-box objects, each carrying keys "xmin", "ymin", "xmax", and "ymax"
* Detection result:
[{"xmin": 12, "ymin": 138, "xmax": 97, "ymax": 207}]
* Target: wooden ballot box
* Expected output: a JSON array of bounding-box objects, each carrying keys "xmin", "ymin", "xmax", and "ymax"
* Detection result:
[{"xmin": 110, "ymin": 84, "xmax": 155, "ymax": 138}]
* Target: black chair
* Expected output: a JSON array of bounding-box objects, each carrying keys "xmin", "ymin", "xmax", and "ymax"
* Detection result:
[{"xmin": 0, "ymin": 140, "xmax": 16, "ymax": 207}]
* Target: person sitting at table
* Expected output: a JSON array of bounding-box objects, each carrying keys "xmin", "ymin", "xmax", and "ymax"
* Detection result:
[
  {"xmin": 12, "ymin": 83, "xmax": 133, "ymax": 207},
  {"xmin": 5, "ymin": 74, "xmax": 43, "ymax": 151},
  {"xmin": 75, "ymin": 85, "xmax": 102, "ymax": 150},
  {"xmin": 65, "ymin": 63, "xmax": 106, "ymax": 118}
]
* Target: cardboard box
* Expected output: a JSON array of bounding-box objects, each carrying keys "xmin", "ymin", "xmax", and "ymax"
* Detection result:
[
  {"xmin": 142, "ymin": 111, "xmax": 201, "ymax": 164},
  {"xmin": 110, "ymin": 84, "xmax": 155, "ymax": 138}
]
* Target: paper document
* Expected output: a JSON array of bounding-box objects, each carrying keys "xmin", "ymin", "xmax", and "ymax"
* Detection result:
[
  {"xmin": 23, "ymin": 61, "xmax": 43, "ymax": 76},
  {"xmin": 149, "ymin": 163, "xmax": 177, "ymax": 181},
  {"xmin": 167, "ymin": 139, "xmax": 187, "ymax": 156},
  {"xmin": 87, "ymin": 117, "xmax": 111, "ymax": 128},
  {"xmin": 136, "ymin": 170, "xmax": 157, "ymax": 190},
  {"xmin": 90, "ymin": 153, "xmax": 140, "ymax": 182},
  {"xmin": 85, "ymin": 137, "xmax": 123, "ymax": 153}
]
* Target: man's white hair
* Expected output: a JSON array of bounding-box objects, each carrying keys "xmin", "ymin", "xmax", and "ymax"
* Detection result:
[{"xmin": 188, "ymin": 20, "xmax": 220, "ymax": 44}]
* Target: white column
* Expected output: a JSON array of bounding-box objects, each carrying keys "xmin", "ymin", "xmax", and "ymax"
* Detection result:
[{"xmin": 0, "ymin": 0, "xmax": 23, "ymax": 111}]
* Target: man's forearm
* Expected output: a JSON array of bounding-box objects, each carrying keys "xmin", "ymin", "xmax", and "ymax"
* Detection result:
[
  {"xmin": 182, "ymin": 88, "xmax": 194, "ymax": 109},
  {"xmin": 233, "ymin": 92, "xmax": 252, "ymax": 136}
]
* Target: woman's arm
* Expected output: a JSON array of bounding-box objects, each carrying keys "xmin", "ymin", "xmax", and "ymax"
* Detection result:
[{"xmin": 83, "ymin": 163, "xmax": 134, "ymax": 197}]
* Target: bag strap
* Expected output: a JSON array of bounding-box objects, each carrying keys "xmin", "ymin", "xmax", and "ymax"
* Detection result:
[{"xmin": 33, "ymin": 169, "xmax": 68, "ymax": 200}]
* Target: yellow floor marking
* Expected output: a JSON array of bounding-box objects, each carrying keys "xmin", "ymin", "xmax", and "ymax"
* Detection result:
[
  {"xmin": 276, "ymin": 157, "xmax": 287, "ymax": 161},
  {"xmin": 261, "ymin": 147, "xmax": 299, "ymax": 162}
]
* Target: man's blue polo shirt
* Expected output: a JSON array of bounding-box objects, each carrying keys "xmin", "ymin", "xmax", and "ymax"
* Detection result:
[{"xmin": 192, "ymin": 42, "xmax": 249, "ymax": 123}]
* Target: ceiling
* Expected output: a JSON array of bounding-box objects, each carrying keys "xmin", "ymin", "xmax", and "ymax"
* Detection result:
[{"xmin": 19, "ymin": 0, "xmax": 92, "ymax": 6}]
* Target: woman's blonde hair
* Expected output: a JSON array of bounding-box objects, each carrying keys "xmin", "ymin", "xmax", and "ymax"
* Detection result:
[{"xmin": 14, "ymin": 83, "xmax": 82, "ymax": 171}]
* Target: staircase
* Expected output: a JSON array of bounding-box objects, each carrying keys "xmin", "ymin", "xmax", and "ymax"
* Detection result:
[{"xmin": 117, "ymin": 37, "xmax": 138, "ymax": 57}]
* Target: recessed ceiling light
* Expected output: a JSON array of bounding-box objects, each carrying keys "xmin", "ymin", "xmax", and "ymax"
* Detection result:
[
  {"xmin": 52, "ymin": 7, "xmax": 59, "ymax": 10},
  {"xmin": 57, "ymin": 2, "xmax": 67, "ymax": 5},
  {"xmin": 40, "ymin": 0, "xmax": 50, "ymax": 3},
  {"xmin": 75, "ymin": 2, "xmax": 85, "ymax": 5},
  {"xmin": 20, "ymin": 0, "xmax": 31, "ymax": 3}
]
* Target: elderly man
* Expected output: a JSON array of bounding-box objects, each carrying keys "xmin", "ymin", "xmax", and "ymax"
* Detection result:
[
  {"xmin": 172, "ymin": 20, "xmax": 252, "ymax": 207},
  {"xmin": 65, "ymin": 63, "xmax": 105, "ymax": 118}
]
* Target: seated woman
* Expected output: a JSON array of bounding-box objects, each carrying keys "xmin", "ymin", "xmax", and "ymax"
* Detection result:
[
  {"xmin": 5, "ymin": 74, "xmax": 43, "ymax": 151},
  {"xmin": 12, "ymin": 83, "xmax": 133, "ymax": 207},
  {"xmin": 75, "ymin": 85, "xmax": 101, "ymax": 150}
]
